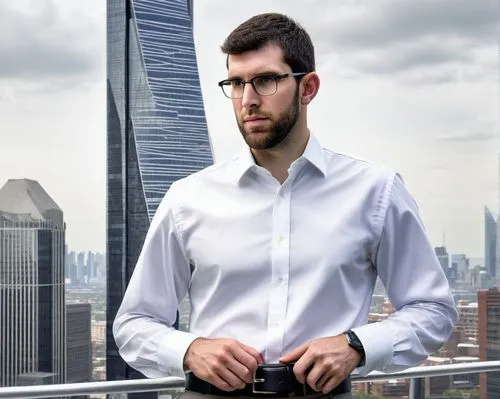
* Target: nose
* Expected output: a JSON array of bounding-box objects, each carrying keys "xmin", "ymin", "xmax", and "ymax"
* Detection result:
[{"xmin": 240, "ymin": 82, "xmax": 261, "ymax": 110}]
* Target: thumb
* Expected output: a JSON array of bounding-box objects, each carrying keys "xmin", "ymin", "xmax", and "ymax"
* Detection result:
[{"xmin": 279, "ymin": 343, "xmax": 309, "ymax": 363}]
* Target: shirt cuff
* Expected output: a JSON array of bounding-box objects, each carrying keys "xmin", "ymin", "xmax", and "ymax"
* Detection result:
[
  {"xmin": 157, "ymin": 330, "xmax": 200, "ymax": 377},
  {"xmin": 352, "ymin": 323, "xmax": 393, "ymax": 375}
]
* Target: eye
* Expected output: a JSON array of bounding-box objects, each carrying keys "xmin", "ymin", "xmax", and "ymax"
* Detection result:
[
  {"xmin": 254, "ymin": 76, "xmax": 275, "ymax": 85},
  {"xmin": 231, "ymin": 79, "xmax": 244, "ymax": 88}
]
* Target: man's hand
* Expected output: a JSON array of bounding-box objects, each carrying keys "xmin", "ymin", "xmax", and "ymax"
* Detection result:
[
  {"xmin": 279, "ymin": 335, "xmax": 361, "ymax": 394},
  {"xmin": 184, "ymin": 338, "xmax": 263, "ymax": 392}
]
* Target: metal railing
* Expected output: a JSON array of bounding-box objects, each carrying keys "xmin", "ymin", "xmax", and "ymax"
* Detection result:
[{"xmin": 0, "ymin": 361, "xmax": 499, "ymax": 399}]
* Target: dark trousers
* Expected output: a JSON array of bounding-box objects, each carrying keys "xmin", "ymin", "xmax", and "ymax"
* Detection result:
[{"xmin": 177, "ymin": 391, "xmax": 352, "ymax": 399}]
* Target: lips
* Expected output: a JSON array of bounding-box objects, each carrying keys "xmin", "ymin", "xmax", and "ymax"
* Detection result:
[{"xmin": 244, "ymin": 117, "xmax": 268, "ymax": 123}]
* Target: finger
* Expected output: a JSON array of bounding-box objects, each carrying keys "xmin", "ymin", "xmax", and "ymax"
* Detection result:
[
  {"xmin": 231, "ymin": 348, "xmax": 259, "ymax": 383},
  {"xmin": 292, "ymin": 350, "xmax": 315, "ymax": 384},
  {"xmin": 316, "ymin": 372, "xmax": 332, "ymax": 393},
  {"xmin": 239, "ymin": 342, "xmax": 264, "ymax": 364},
  {"xmin": 217, "ymin": 366, "xmax": 247, "ymax": 391},
  {"xmin": 279, "ymin": 343, "xmax": 309, "ymax": 364},
  {"xmin": 210, "ymin": 374, "xmax": 237, "ymax": 392},
  {"xmin": 321, "ymin": 376, "xmax": 342, "ymax": 395},
  {"xmin": 305, "ymin": 364, "xmax": 326, "ymax": 392}
]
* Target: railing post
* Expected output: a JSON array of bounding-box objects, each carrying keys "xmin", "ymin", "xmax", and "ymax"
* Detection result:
[{"xmin": 409, "ymin": 377, "xmax": 425, "ymax": 399}]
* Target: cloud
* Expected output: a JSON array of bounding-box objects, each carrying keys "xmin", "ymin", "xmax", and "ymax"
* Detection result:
[
  {"xmin": 343, "ymin": 38, "xmax": 473, "ymax": 74},
  {"xmin": 313, "ymin": 0, "xmax": 497, "ymax": 50},
  {"xmin": 435, "ymin": 131, "xmax": 498, "ymax": 142},
  {"xmin": 0, "ymin": 46, "xmax": 96, "ymax": 80},
  {"xmin": 0, "ymin": 0, "xmax": 103, "ymax": 82},
  {"xmin": 308, "ymin": 0, "xmax": 498, "ymax": 83}
]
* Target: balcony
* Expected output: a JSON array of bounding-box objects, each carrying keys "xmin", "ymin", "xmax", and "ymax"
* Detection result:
[{"xmin": 0, "ymin": 361, "xmax": 499, "ymax": 399}]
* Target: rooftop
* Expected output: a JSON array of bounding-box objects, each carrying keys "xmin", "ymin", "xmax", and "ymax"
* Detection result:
[{"xmin": 0, "ymin": 179, "xmax": 63, "ymax": 227}]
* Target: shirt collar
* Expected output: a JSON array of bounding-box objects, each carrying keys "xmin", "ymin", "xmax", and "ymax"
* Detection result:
[
  {"xmin": 234, "ymin": 145, "xmax": 256, "ymax": 184},
  {"xmin": 299, "ymin": 134, "xmax": 328, "ymax": 178},
  {"xmin": 234, "ymin": 133, "xmax": 327, "ymax": 185}
]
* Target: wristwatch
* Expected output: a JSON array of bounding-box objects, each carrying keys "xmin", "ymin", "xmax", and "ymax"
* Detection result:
[{"xmin": 344, "ymin": 330, "xmax": 365, "ymax": 367}]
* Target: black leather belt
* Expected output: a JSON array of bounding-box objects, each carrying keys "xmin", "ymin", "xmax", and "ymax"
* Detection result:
[{"xmin": 185, "ymin": 364, "xmax": 351, "ymax": 397}]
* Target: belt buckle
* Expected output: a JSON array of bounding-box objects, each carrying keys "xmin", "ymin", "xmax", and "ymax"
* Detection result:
[{"xmin": 252, "ymin": 367, "xmax": 276, "ymax": 395}]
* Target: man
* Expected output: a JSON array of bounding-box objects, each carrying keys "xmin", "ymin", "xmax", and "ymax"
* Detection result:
[{"xmin": 113, "ymin": 12, "xmax": 458, "ymax": 399}]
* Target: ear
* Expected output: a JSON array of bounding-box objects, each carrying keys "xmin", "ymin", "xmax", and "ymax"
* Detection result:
[{"xmin": 300, "ymin": 73, "xmax": 320, "ymax": 105}]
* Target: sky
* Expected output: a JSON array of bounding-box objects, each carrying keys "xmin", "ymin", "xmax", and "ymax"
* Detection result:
[{"xmin": 0, "ymin": 0, "xmax": 498, "ymax": 258}]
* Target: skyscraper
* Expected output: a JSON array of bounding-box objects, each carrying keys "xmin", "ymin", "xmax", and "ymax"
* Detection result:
[
  {"xmin": 0, "ymin": 179, "xmax": 66, "ymax": 387},
  {"xmin": 485, "ymin": 206, "xmax": 496, "ymax": 278},
  {"xmin": 435, "ymin": 246, "xmax": 450, "ymax": 280},
  {"xmin": 106, "ymin": 0, "xmax": 214, "ymax": 386},
  {"xmin": 451, "ymin": 253, "xmax": 469, "ymax": 283}
]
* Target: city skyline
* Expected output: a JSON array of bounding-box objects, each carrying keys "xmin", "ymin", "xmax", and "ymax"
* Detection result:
[{"xmin": 0, "ymin": 0, "xmax": 498, "ymax": 256}]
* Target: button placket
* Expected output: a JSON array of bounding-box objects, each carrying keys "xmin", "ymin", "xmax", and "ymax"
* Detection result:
[{"xmin": 264, "ymin": 183, "xmax": 292, "ymax": 361}]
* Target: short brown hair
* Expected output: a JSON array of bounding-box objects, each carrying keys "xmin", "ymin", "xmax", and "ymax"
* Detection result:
[{"xmin": 220, "ymin": 13, "xmax": 315, "ymax": 73}]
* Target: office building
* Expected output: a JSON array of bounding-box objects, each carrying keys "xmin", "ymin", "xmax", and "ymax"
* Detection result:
[
  {"xmin": 478, "ymin": 287, "xmax": 500, "ymax": 399},
  {"xmin": 106, "ymin": 0, "xmax": 214, "ymax": 386},
  {"xmin": 455, "ymin": 300, "xmax": 479, "ymax": 342},
  {"xmin": 66, "ymin": 303, "xmax": 92, "ymax": 384},
  {"xmin": 485, "ymin": 207, "xmax": 496, "ymax": 279},
  {"xmin": 0, "ymin": 179, "xmax": 65, "ymax": 387},
  {"xmin": 435, "ymin": 246, "xmax": 450, "ymax": 280},
  {"xmin": 67, "ymin": 303, "xmax": 92, "ymax": 399},
  {"xmin": 451, "ymin": 253, "xmax": 469, "ymax": 283}
]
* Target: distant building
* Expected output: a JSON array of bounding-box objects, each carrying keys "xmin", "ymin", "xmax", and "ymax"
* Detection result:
[
  {"xmin": 478, "ymin": 287, "xmax": 500, "ymax": 399},
  {"xmin": 485, "ymin": 206, "xmax": 496, "ymax": 278},
  {"xmin": 471, "ymin": 265, "xmax": 489, "ymax": 290},
  {"xmin": 94, "ymin": 252, "xmax": 106, "ymax": 278},
  {"xmin": 92, "ymin": 321, "xmax": 106, "ymax": 345},
  {"xmin": 451, "ymin": 254, "xmax": 469, "ymax": 283},
  {"xmin": 86, "ymin": 251, "xmax": 95, "ymax": 279},
  {"xmin": 435, "ymin": 246, "xmax": 450, "ymax": 280},
  {"xmin": 77, "ymin": 251, "xmax": 86, "ymax": 283},
  {"xmin": 67, "ymin": 303, "xmax": 92, "ymax": 384},
  {"xmin": 66, "ymin": 250, "xmax": 78, "ymax": 284},
  {"xmin": 455, "ymin": 300, "xmax": 478, "ymax": 342},
  {"xmin": 67, "ymin": 303, "xmax": 92, "ymax": 399},
  {"xmin": 457, "ymin": 343, "xmax": 479, "ymax": 357},
  {"xmin": 0, "ymin": 179, "xmax": 66, "ymax": 387},
  {"xmin": 106, "ymin": 0, "xmax": 214, "ymax": 388},
  {"xmin": 69, "ymin": 263, "xmax": 79, "ymax": 286},
  {"xmin": 422, "ymin": 355, "xmax": 479, "ymax": 396}
]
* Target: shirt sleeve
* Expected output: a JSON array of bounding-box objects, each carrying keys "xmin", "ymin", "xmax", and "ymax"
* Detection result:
[
  {"xmin": 113, "ymin": 182, "xmax": 199, "ymax": 378},
  {"xmin": 353, "ymin": 173, "xmax": 458, "ymax": 375}
]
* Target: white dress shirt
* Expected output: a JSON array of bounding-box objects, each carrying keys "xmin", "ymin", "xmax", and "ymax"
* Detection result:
[{"xmin": 113, "ymin": 134, "xmax": 458, "ymax": 379}]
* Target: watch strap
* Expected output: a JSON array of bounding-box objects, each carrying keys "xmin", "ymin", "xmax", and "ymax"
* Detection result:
[{"xmin": 344, "ymin": 330, "xmax": 366, "ymax": 367}]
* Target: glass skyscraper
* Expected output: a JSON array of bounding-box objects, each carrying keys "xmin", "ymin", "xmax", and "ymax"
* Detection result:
[
  {"xmin": 0, "ymin": 179, "xmax": 66, "ymax": 387},
  {"xmin": 106, "ymin": 0, "xmax": 214, "ymax": 386},
  {"xmin": 485, "ymin": 206, "xmax": 497, "ymax": 279}
]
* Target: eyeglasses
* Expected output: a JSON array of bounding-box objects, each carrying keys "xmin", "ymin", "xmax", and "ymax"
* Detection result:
[{"xmin": 218, "ymin": 72, "xmax": 307, "ymax": 99}]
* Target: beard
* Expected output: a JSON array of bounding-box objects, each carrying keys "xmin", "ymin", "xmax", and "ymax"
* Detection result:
[{"xmin": 237, "ymin": 86, "xmax": 300, "ymax": 150}]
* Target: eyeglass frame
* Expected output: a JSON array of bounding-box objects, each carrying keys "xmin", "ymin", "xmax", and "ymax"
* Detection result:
[{"xmin": 217, "ymin": 72, "xmax": 308, "ymax": 99}]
